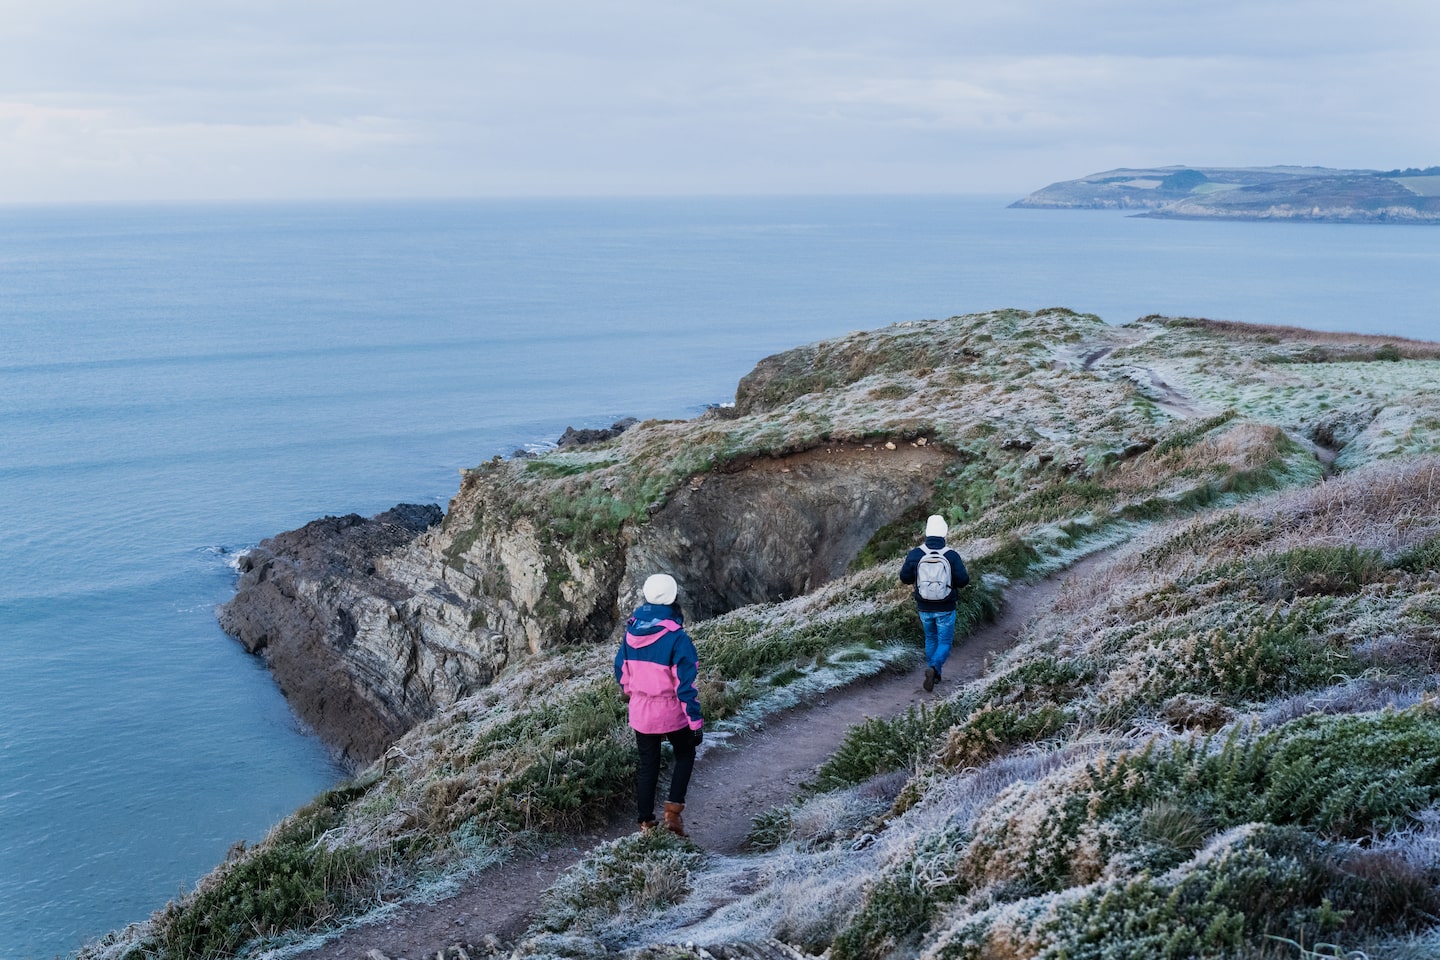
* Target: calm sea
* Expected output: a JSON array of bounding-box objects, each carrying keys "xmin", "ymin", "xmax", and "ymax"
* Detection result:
[{"xmin": 2, "ymin": 196, "xmax": 1438, "ymax": 958}]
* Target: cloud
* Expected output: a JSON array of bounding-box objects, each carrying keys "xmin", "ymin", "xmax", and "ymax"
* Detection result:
[{"xmin": 0, "ymin": 0, "xmax": 1436, "ymax": 201}]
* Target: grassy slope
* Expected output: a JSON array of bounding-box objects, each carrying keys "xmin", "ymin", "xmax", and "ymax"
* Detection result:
[{"xmin": 81, "ymin": 310, "xmax": 1440, "ymax": 960}]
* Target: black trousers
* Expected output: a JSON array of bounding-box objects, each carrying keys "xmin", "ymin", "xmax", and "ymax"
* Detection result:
[{"xmin": 635, "ymin": 728, "xmax": 696, "ymax": 823}]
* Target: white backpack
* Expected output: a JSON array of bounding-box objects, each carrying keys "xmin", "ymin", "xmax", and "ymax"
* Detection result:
[{"xmin": 916, "ymin": 547, "xmax": 952, "ymax": 601}]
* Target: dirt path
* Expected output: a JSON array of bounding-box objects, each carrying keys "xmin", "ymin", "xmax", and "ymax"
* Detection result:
[{"xmin": 298, "ymin": 553, "xmax": 1110, "ymax": 960}]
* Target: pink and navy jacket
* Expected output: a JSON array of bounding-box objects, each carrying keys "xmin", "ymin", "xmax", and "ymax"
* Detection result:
[{"xmin": 614, "ymin": 602, "xmax": 704, "ymax": 735}]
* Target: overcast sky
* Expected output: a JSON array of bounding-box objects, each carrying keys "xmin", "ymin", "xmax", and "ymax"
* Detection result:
[{"xmin": 1, "ymin": 0, "xmax": 1437, "ymax": 203}]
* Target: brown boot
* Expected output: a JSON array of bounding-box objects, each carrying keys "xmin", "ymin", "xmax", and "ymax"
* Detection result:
[
  {"xmin": 638, "ymin": 819, "xmax": 658, "ymax": 832},
  {"xmin": 663, "ymin": 801, "xmax": 687, "ymax": 837}
]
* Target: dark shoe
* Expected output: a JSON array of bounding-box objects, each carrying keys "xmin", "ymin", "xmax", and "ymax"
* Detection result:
[
  {"xmin": 663, "ymin": 801, "xmax": 687, "ymax": 837},
  {"xmin": 923, "ymin": 666, "xmax": 936, "ymax": 692}
]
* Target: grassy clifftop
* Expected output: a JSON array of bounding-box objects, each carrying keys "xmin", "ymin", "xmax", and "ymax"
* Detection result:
[{"xmin": 83, "ymin": 309, "xmax": 1440, "ymax": 960}]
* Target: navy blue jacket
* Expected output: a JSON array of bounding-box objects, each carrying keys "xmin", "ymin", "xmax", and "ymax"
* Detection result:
[{"xmin": 899, "ymin": 536, "xmax": 970, "ymax": 612}]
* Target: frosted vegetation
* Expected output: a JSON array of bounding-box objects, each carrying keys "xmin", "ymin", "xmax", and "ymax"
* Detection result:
[{"xmin": 83, "ymin": 310, "xmax": 1440, "ymax": 960}]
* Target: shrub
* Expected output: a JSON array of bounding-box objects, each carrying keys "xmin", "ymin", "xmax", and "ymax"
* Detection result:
[
  {"xmin": 500, "ymin": 731, "xmax": 636, "ymax": 831},
  {"xmin": 1099, "ymin": 598, "xmax": 1351, "ymax": 708},
  {"xmin": 939, "ymin": 701, "xmax": 1071, "ymax": 768},
  {"xmin": 1393, "ymin": 533, "xmax": 1440, "ymax": 575},
  {"xmin": 811, "ymin": 695, "xmax": 981, "ymax": 792},
  {"xmin": 958, "ymin": 707, "xmax": 1440, "ymax": 898},
  {"xmin": 831, "ymin": 829, "xmax": 969, "ymax": 960},
  {"xmin": 159, "ymin": 842, "xmax": 375, "ymax": 960},
  {"xmin": 531, "ymin": 830, "xmax": 704, "ymax": 937},
  {"xmin": 935, "ymin": 823, "xmax": 1440, "ymax": 960},
  {"xmin": 935, "ymin": 826, "xmax": 1352, "ymax": 960},
  {"xmin": 1231, "ymin": 545, "xmax": 1387, "ymax": 600}
]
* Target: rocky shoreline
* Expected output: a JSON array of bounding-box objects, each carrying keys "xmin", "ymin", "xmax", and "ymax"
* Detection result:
[{"xmin": 218, "ymin": 504, "xmax": 444, "ymax": 763}]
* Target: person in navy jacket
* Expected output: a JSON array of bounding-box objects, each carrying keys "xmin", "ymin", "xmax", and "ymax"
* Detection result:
[
  {"xmin": 899, "ymin": 514, "xmax": 970, "ymax": 692},
  {"xmin": 614, "ymin": 573, "xmax": 703, "ymax": 836}
]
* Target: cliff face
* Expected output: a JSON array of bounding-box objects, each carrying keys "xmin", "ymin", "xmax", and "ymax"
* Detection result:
[
  {"xmin": 627, "ymin": 443, "xmax": 952, "ymax": 621},
  {"xmin": 220, "ymin": 440, "xmax": 953, "ymax": 763},
  {"xmin": 217, "ymin": 505, "xmax": 447, "ymax": 763}
]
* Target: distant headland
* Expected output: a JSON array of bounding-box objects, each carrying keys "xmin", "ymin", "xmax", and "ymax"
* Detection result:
[{"xmin": 1012, "ymin": 165, "xmax": 1440, "ymax": 223}]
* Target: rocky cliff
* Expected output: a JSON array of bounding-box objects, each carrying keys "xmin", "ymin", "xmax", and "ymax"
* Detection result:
[
  {"xmin": 220, "ymin": 307, "xmax": 1440, "ymax": 765},
  {"xmin": 219, "ymin": 308, "xmax": 1150, "ymax": 763},
  {"xmin": 217, "ymin": 504, "xmax": 445, "ymax": 763},
  {"xmin": 220, "ymin": 426, "xmax": 955, "ymax": 763}
]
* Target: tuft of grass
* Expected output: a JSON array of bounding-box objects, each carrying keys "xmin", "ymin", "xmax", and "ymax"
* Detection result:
[
  {"xmin": 1394, "ymin": 533, "xmax": 1440, "ymax": 575},
  {"xmin": 132, "ymin": 782, "xmax": 382, "ymax": 960},
  {"xmin": 531, "ymin": 829, "xmax": 705, "ymax": 938},
  {"xmin": 831, "ymin": 828, "xmax": 969, "ymax": 960},
  {"xmin": 935, "ymin": 825, "xmax": 1354, "ymax": 960}
]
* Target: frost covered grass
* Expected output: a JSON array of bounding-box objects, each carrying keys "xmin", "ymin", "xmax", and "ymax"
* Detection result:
[
  {"xmin": 84, "ymin": 312, "xmax": 1440, "ymax": 959},
  {"xmin": 534, "ymin": 456, "xmax": 1440, "ymax": 960}
]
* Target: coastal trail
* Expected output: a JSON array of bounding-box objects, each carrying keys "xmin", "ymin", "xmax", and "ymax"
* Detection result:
[{"xmin": 296, "ymin": 550, "xmax": 1114, "ymax": 960}]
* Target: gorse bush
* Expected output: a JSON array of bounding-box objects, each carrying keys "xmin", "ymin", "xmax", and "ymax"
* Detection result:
[
  {"xmin": 935, "ymin": 826, "xmax": 1355, "ymax": 960},
  {"xmin": 533, "ymin": 830, "xmax": 704, "ymax": 935},
  {"xmin": 159, "ymin": 843, "xmax": 375, "ymax": 960},
  {"xmin": 960, "ymin": 706, "xmax": 1440, "ymax": 898},
  {"xmin": 817, "ymin": 654, "xmax": 1091, "ymax": 789},
  {"xmin": 1099, "ymin": 598, "xmax": 1352, "ymax": 707},
  {"xmin": 1213, "ymin": 545, "xmax": 1388, "ymax": 600},
  {"xmin": 939, "ymin": 700, "xmax": 1071, "ymax": 769},
  {"xmin": 147, "ymin": 784, "xmax": 376, "ymax": 960},
  {"xmin": 1394, "ymin": 532, "xmax": 1440, "ymax": 575},
  {"xmin": 1180, "ymin": 708, "xmax": 1440, "ymax": 837},
  {"xmin": 831, "ymin": 828, "xmax": 969, "ymax": 960},
  {"xmin": 501, "ymin": 731, "xmax": 636, "ymax": 831},
  {"xmin": 810, "ymin": 695, "xmax": 982, "ymax": 792}
]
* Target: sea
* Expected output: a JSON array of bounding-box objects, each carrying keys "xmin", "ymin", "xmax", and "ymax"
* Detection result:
[{"xmin": 2, "ymin": 195, "xmax": 1439, "ymax": 959}]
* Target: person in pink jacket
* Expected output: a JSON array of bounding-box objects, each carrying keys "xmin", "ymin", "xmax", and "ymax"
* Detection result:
[{"xmin": 614, "ymin": 572, "xmax": 704, "ymax": 836}]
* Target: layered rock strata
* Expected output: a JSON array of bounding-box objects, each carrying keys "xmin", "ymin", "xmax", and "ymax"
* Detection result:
[
  {"xmin": 218, "ymin": 504, "xmax": 446, "ymax": 764},
  {"xmin": 220, "ymin": 444, "xmax": 953, "ymax": 763}
]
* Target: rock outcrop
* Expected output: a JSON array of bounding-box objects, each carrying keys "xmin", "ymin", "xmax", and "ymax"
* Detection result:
[
  {"xmin": 220, "ymin": 442, "xmax": 953, "ymax": 763},
  {"xmin": 218, "ymin": 504, "xmax": 446, "ymax": 764},
  {"xmin": 626, "ymin": 444, "xmax": 952, "ymax": 621}
]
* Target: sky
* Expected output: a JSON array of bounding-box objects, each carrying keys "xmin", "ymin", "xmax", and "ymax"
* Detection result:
[{"xmin": 1, "ymin": 0, "xmax": 1437, "ymax": 203}]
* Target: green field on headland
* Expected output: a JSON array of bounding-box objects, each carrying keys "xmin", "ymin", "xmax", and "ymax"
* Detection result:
[{"xmin": 1013, "ymin": 165, "xmax": 1440, "ymax": 223}]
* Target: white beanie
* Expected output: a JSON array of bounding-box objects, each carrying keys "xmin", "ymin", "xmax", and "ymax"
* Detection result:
[
  {"xmin": 925, "ymin": 514, "xmax": 948, "ymax": 539},
  {"xmin": 643, "ymin": 573, "xmax": 678, "ymax": 605}
]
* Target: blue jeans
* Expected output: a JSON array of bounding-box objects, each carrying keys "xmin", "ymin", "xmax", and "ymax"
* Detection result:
[{"xmin": 919, "ymin": 609, "xmax": 957, "ymax": 679}]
